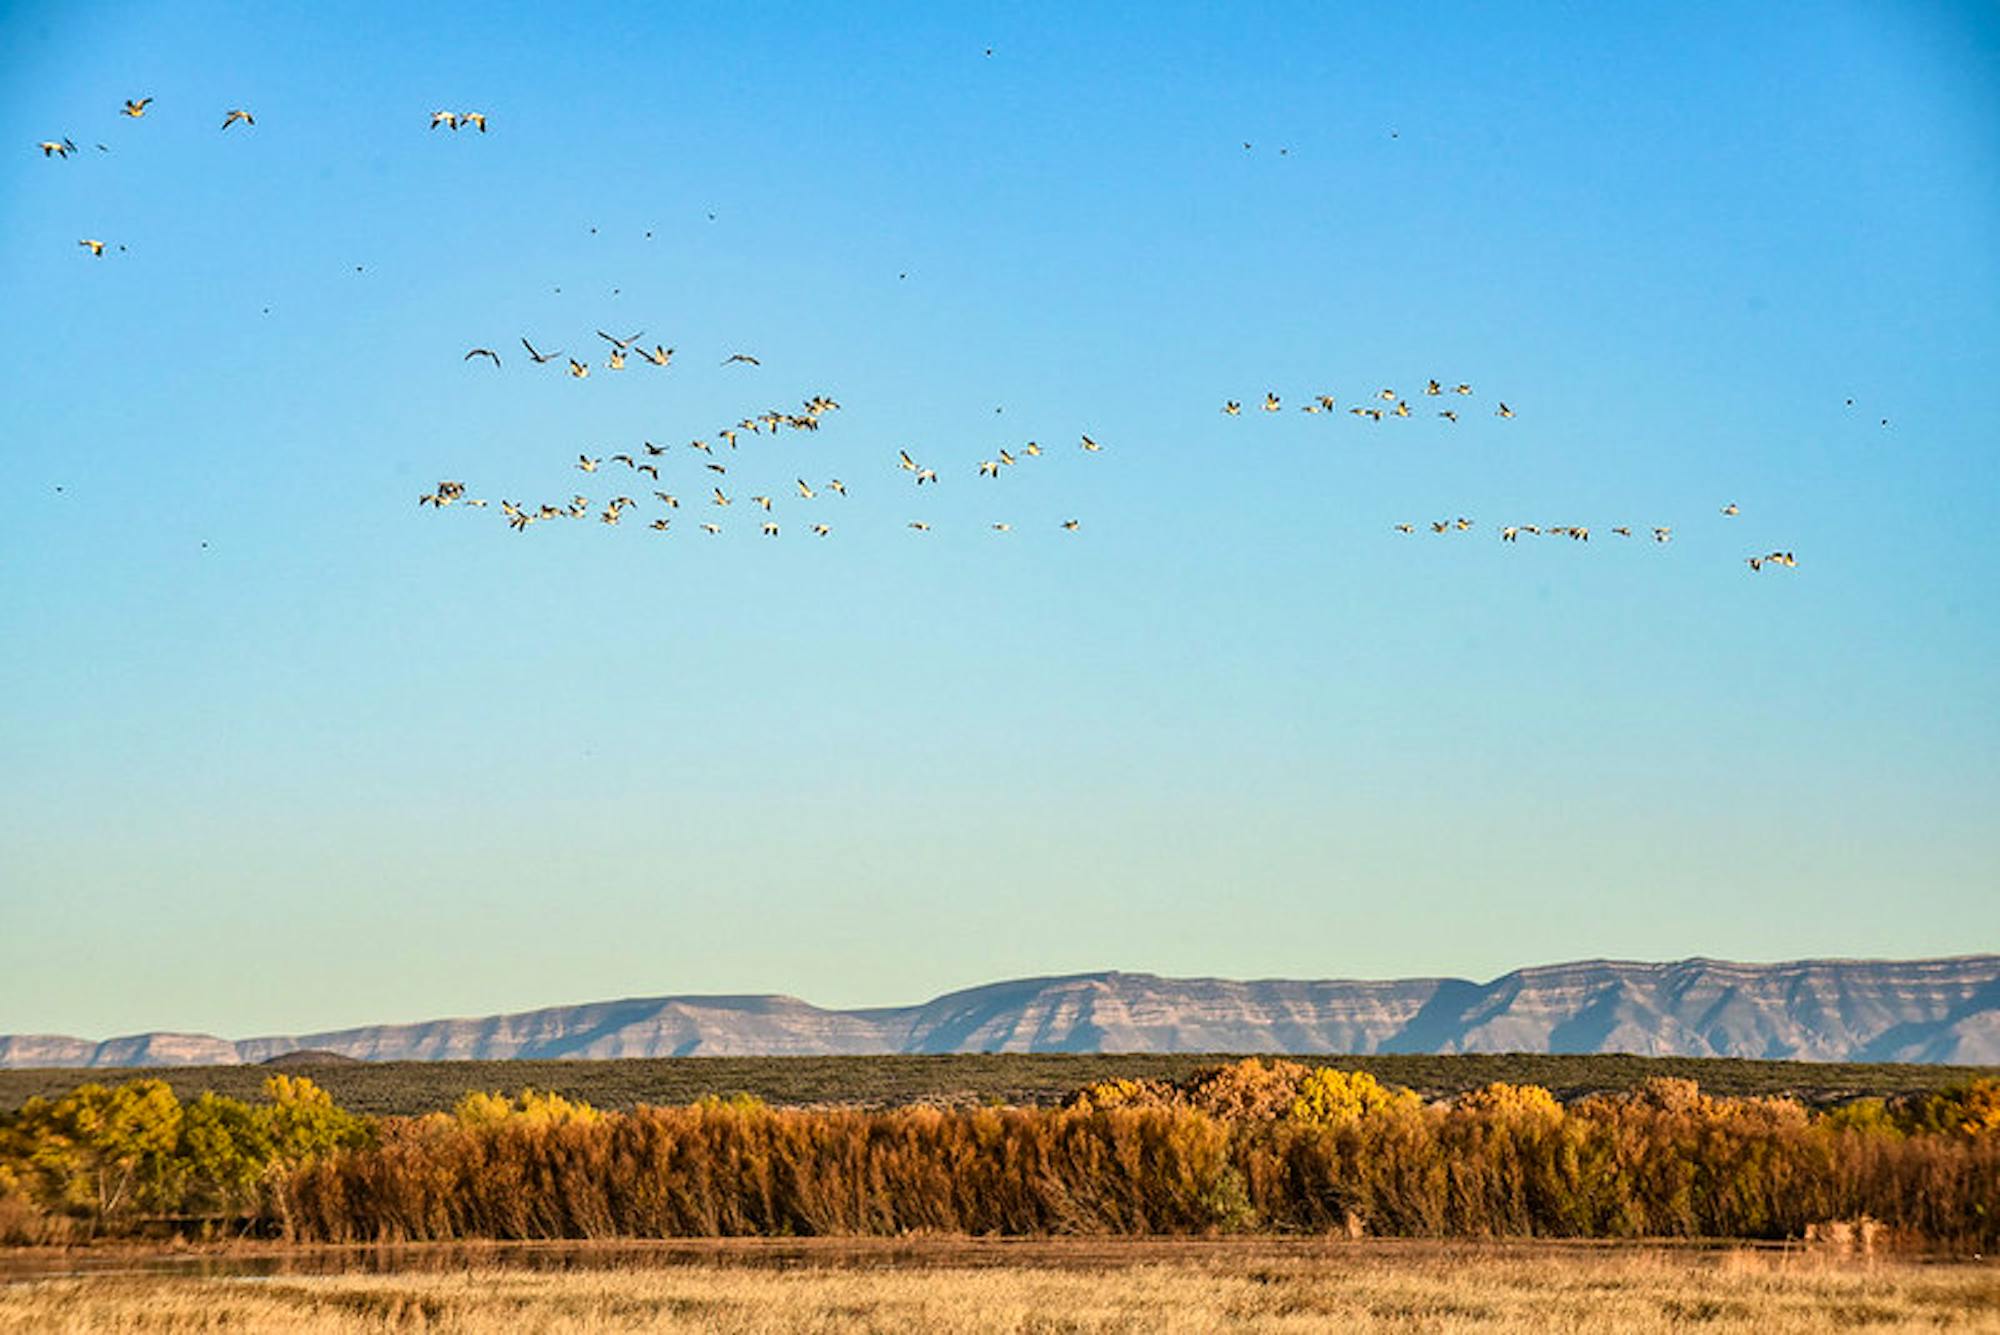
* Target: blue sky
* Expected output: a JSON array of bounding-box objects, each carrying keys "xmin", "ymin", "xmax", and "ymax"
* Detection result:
[{"xmin": 2, "ymin": 2, "xmax": 1996, "ymax": 1039}]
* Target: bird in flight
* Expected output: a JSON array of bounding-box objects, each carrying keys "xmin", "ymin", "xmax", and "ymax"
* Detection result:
[
  {"xmin": 1654, "ymin": 527, "xmax": 1672, "ymax": 543},
  {"xmin": 464, "ymin": 347, "xmax": 500, "ymax": 367},
  {"xmin": 1495, "ymin": 402, "xmax": 1515, "ymax": 418},
  {"xmin": 991, "ymin": 523, "xmax": 1011, "ymax": 532},
  {"xmin": 1438, "ymin": 410, "xmax": 1458, "ymax": 423},
  {"xmin": 1223, "ymin": 401, "xmax": 1241, "ymax": 415},
  {"xmin": 979, "ymin": 460, "xmax": 1000, "ymax": 478},
  {"xmin": 811, "ymin": 523, "xmax": 830, "ymax": 537},
  {"xmin": 700, "ymin": 523, "xmax": 721, "ymax": 535},
  {"xmin": 1394, "ymin": 523, "xmax": 1414, "ymax": 534},
  {"xmin": 430, "ymin": 111, "xmax": 458, "ymax": 130},
  {"xmin": 796, "ymin": 479, "xmax": 816, "ymax": 499},
  {"xmin": 78, "ymin": 239, "xmax": 105, "ymax": 256},
  {"xmin": 761, "ymin": 521, "xmax": 780, "ymax": 537},
  {"xmin": 908, "ymin": 521, "xmax": 931, "ymax": 532},
  {"xmin": 606, "ymin": 349, "xmax": 626, "ymax": 370},
  {"xmin": 39, "ymin": 138, "xmax": 76, "ymax": 157},
  {"xmin": 597, "ymin": 329, "xmax": 643, "ymax": 350},
  {"xmin": 462, "ymin": 112, "xmax": 487, "ymax": 132},
  {"xmin": 1080, "ymin": 434, "xmax": 1102, "ymax": 451},
  {"xmin": 1721, "ymin": 503, "xmax": 1739, "ymax": 516},
  {"xmin": 567, "ymin": 358, "xmax": 589, "ymax": 378},
  {"xmin": 1453, "ymin": 384, "xmax": 1472, "ymax": 395},
  {"xmin": 521, "ymin": 338, "xmax": 560, "ymax": 364},
  {"xmin": 636, "ymin": 345, "xmax": 673, "ymax": 367},
  {"xmin": 121, "ymin": 98, "xmax": 152, "ymax": 118},
  {"xmin": 1425, "ymin": 380, "xmax": 1442, "ymax": 396},
  {"xmin": 1263, "ymin": 393, "xmax": 1281, "ymax": 412},
  {"xmin": 721, "ymin": 353, "xmax": 760, "ymax": 366},
  {"xmin": 577, "ymin": 455, "xmax": 601, "ymax": 472},
  {"xmin": 1061, "ymin": 519, "xmax": 1080, "ymax": 532},
  {"xmin": 828, "ymin": 479, "xmax": 847, "ymax": 496},
  {"xmin": 751, "ymin": 495, "xmax": 773, "ymax": 511},
  {"xmin": 654, "ymin": 491, "xmax": 679, "ymax": 508},
  {"xmin": 712, "ymin": 487, "xmax": 731, "ymax": 506},
  {"xmin": 221, "ymin": 109, "xmax": 254, "ymax": 129}
]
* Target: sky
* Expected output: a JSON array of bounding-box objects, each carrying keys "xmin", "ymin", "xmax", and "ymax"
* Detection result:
[{"xmin": 2, "ymin": 1, "xmax": 1996, "ymax": 1040}]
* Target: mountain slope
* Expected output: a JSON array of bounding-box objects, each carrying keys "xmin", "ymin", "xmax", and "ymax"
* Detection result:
[{"xmin": 3, "ymin": 956, "xmax": 1995, "ymax": 1068}]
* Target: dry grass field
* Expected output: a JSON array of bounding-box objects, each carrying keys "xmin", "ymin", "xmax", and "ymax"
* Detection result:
[{"xmin": 1, "ymin": 1241, "xmax": 1996, "ymax": 1333}]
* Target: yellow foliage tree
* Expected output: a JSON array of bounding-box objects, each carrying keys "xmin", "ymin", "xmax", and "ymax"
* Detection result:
[
  {"xmin": 1288, "ymin": 1069, "xmax": 1421, "ymax": 1128},
  {"xmin": 454, "ymin": 1088, "xmax": 602, "ymax": 1128}
]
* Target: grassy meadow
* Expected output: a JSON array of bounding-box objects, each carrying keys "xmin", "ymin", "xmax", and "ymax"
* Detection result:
[
  {"xmin": 2, "ymin": 1242, "xmax": 1997, "ymax": 1332},
  {"xmin": 3, "ymin": 1052, "xmax": 1991, "ymax": 1118}
]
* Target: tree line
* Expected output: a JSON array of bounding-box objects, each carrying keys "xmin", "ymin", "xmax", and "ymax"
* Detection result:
[{"xmin": 3, "ymin": 1062, "xmax": 1994, "ymax": 1246}]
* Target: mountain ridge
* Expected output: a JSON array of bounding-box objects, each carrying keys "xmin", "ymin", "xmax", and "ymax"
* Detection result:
[{"xmin": 4, "ymin": 955, "xmax": 1996, "ymax": 1069}]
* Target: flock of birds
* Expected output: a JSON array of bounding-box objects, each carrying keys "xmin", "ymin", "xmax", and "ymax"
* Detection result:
[
  {"xmin": 1217, "ymin": 383, "xmax": 1804, "ymax": 567},
  {"xmin": 1222, "ymin": 380, "xmax": 1510, "ymax": 424},
  {"xmin": 1386, "ymin": 501, "xmax": 1798, "ymax": 568},
  {"xmin": 37, "ymin": 92, "xmax": 1816, "ymax": 572},
  {"xmin": 421, "ymin": 339, "xmax": 1797, "ymax": 563},
  {"xmin": 420, "ymin": 337, "xmax": 1105, "ymax": 538}
]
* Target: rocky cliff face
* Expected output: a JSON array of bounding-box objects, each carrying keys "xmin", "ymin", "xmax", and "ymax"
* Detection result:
[{"xmin": 4, "ymin": 956, "xmax": 1995, "ymax": 1068}]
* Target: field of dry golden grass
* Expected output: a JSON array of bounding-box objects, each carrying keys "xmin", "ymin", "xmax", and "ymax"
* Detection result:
[{"xmin": 1, "ymin": 1240, "xmax": 1995, "ymax": 1332}]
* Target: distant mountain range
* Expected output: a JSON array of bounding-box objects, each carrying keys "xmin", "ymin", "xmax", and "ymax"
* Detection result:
[{"xmin": 4, "ymin": 956, "xmax": 1997, "ymax": 1069}]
